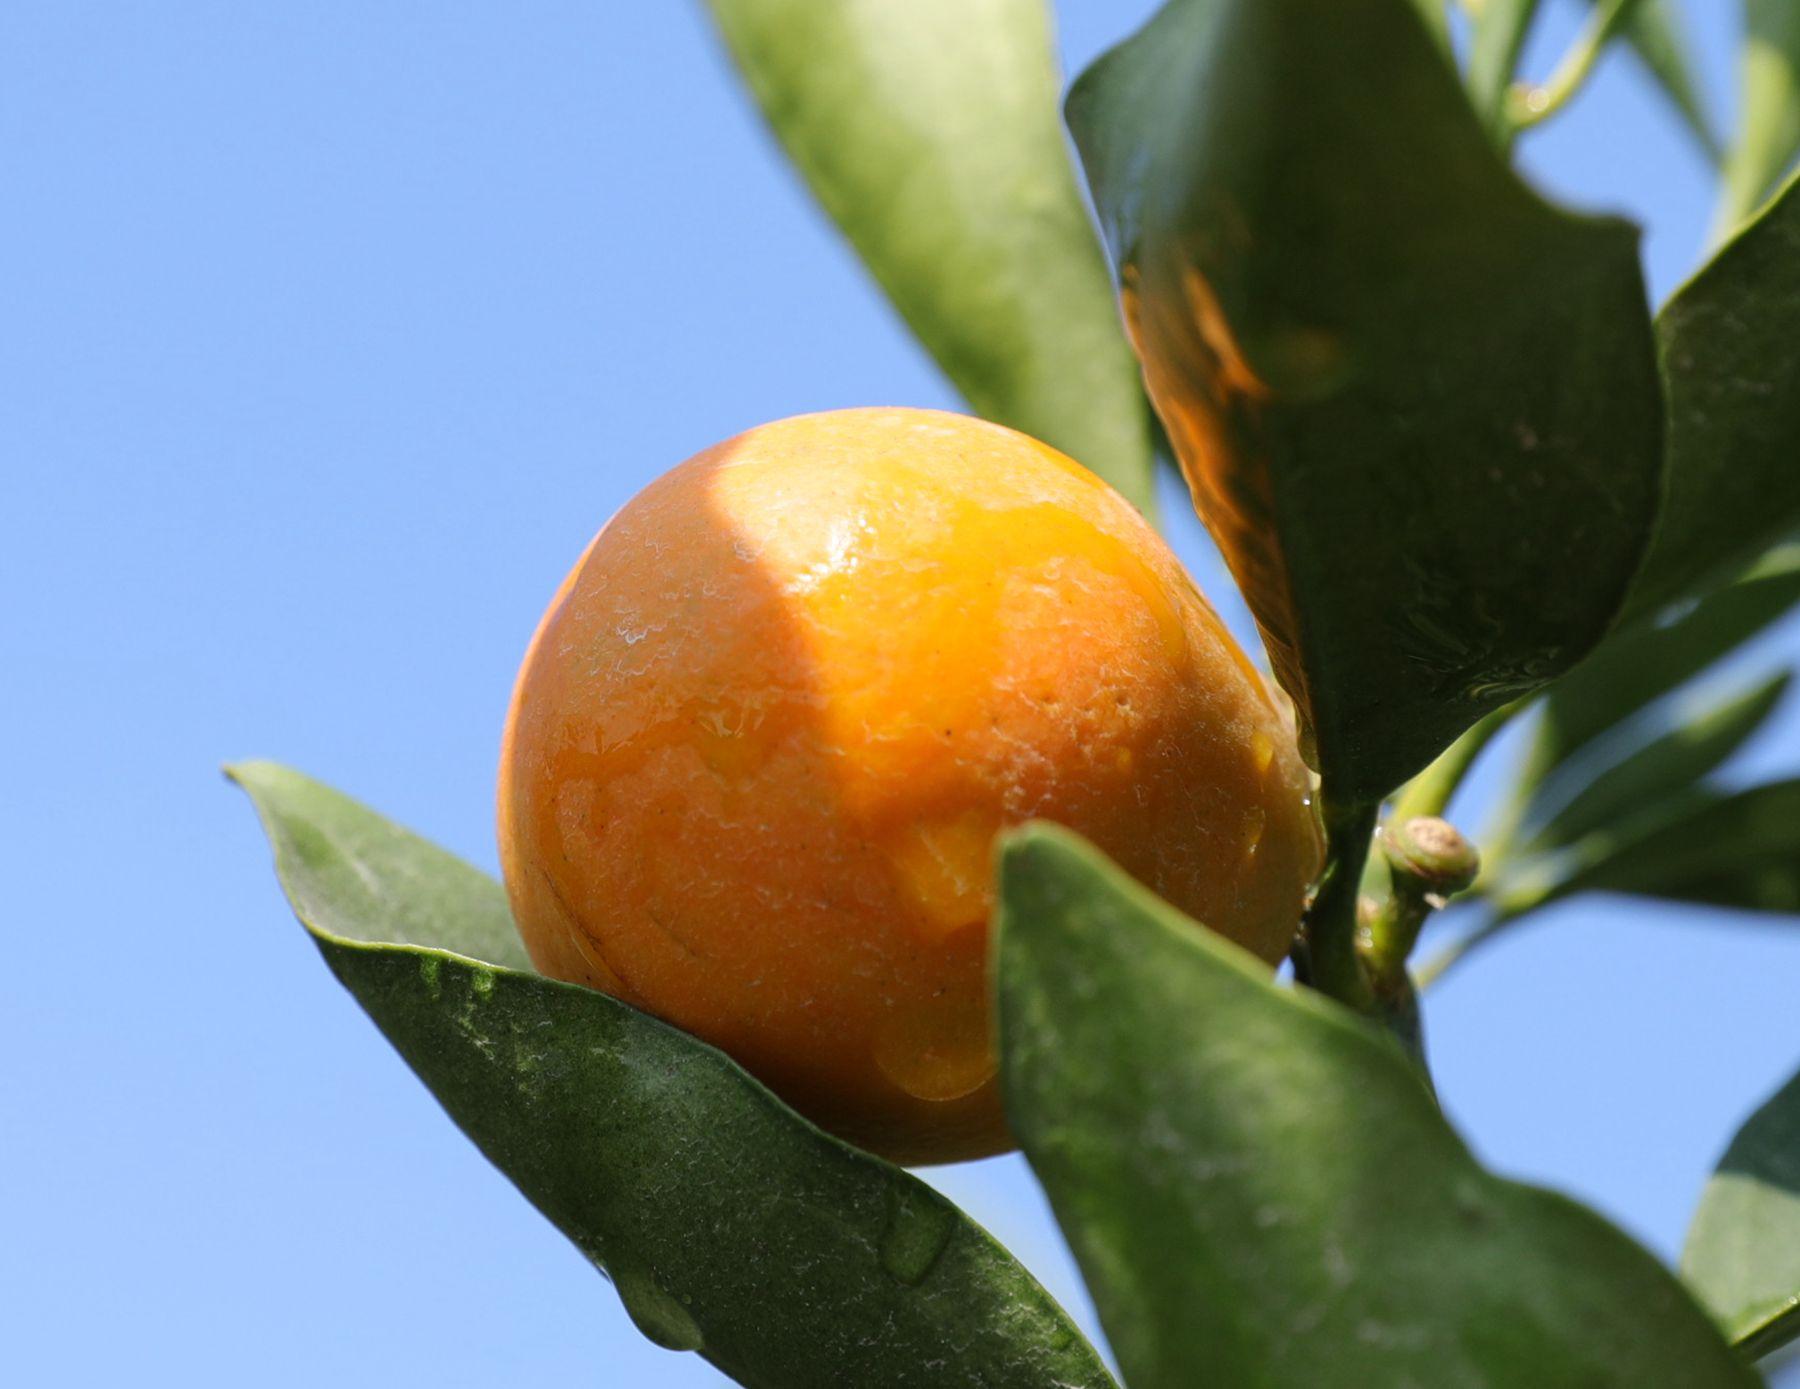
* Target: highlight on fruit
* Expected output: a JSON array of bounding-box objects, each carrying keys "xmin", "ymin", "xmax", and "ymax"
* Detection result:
[
  {"xmin": 496, "ymin": 407, "xmax": 1321, "ymax": 1163},
  {"xmin": 229, "ymin": 4, "xmax": 1800, "ymax": 1380}
]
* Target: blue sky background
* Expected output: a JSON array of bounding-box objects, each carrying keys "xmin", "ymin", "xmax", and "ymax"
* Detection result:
[{"xmin": 5, "ymin": 2, "xmax": 1798, "ymax": 1384}]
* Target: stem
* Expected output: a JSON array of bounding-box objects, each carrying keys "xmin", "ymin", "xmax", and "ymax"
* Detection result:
[
  {"xmin": 1389, "ymin": 702, "xmax": 1520, "ymax": 825},
  {"xmin": 1370, "ymin": 970, "xmax": 1437, "ymax": 1099},
  {"xmin": 1363, "ymin": 883, "xmax": 1434, "ymax": 984},
  {"xmin": 1364, "ymin": 815, "xmax": 1482, "ymax": 983},
  {"xmin": 1303, "ymin": 799, "xmax": 1379, "ymax": 1012},
  {"xmin": 1354, "ymin": 818, "xmax": 1479, "ymax": 1095},
  {"xmin": 1507, "ymin": 0, "xmax": 1646, "ymax": 134}
]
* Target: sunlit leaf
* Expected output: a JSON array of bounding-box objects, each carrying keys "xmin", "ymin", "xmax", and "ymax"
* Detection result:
[
  {"xmin": 232, "ymin": 762, "xmax": 1116, "ymax": 1389},
  {"xmin": 996, "ymin": 824, "xmax": 1753, "ymax": 1388},
  {"xmin": 1685, "ymin": 1065, "xmax": 1800, "ymax": 1360},
  {"xmin": 1066, "ymin": 0, "xmax": 1662, "ymax": 804},
  {"xmin": 704, "ymin": 0, "xmax": 1156, "ymax": 512}
]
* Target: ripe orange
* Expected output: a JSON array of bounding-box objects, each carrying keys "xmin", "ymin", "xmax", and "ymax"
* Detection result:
[{"xmin": 497, "ymin": 408, "xmax": 1320, "ymax": 1164}]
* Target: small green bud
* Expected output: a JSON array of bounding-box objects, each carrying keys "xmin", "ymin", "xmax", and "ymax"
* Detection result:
[{"xmin": 1381, "ymin": 816, "xmax": 1480, "ymax": 899}]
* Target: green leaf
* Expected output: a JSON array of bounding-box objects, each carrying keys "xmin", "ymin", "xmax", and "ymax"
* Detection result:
[
  {"xmin": 1067, "ymin": 0, "xmax": 1663, "ymax": 805},
  {"xmin": 1525, "ymin": 549, "xmax": 1800, "ymax": 788},
  {"xmin": 1523, "ymin": 670, "xmax": 1791, "ymax": 853},
  {"xmin": 1468, "ymin": 0, "xmax": 1542, "ymax": 137},
  {"xmin": 230, "ymin": 762, "xmax": 1116, "ymax": 1389},
  {"xmin": 995, "ymin": 824, "xmax": 1753, "ymax": 1389},
  {"xmin": 702, "ymin": 0, "xmax": 1156, "ymax": 514},
  {"xmin": 1407, "ymin": 0, "xmax": 1451, "ymax": 53},
  {"xmin": 1580, "ymin": 0, "xmax": 1720, "ymax": 161},
  {"xmin": 232, "ymin": 762, "xmax": 535, "ymax": 973},
  {"xmin": 1549, "ymin": 778, "xmax": 1800, "ymax": 915},
  {"xmin": 1685, "ymin": 1065, "xmax": 1800, "ymax": 1359},
  {"xmin": 1628, "ymin": 173, "xmax": 1800, "ymax": 618},
  {"xmin": 1717, "ymin": 2, "xmax": 1800, "ymax": 233}
]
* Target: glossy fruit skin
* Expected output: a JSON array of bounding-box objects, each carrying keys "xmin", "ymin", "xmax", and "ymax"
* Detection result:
[{"xmin": 498, "ymin": 408, "xmax": 1320, "ymax": 1165}]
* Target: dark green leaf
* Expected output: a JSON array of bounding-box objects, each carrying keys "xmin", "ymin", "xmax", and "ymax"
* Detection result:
[
  {"xmin": 703, "ymin": 0, "xmax": 1156, "ymax": 513},
  {"xmin": 1526, "ymin": 548, "xmax": 1800, "ymax": 787},
  {"xmin": 1717, "ymin": 2, "xmax": 1800, "ymax": 233},
  {"xmin": 996, "ymin": 824, "xmax": 1752, "ymax": 1388},
  {"xmin": 1628, "ymin": 173, "xmax": 1800, "ymax": 617},
  {"xmin": 1549, "ymin": 778, "xmax": 1800, "ymax": 915},
  {"xmin": 231, "ymin": 762, "xmax": 1115, "ymax": 1389},
  {"xmin": 1578, "ymin": 0, "xmax": 1720, "ymax": 161},
  {"xmin": 1685, "ymin": 1065, "xmax": 1800, "ymax": 1359},
  {"xmin": 1067, "ymin": 0, "xmax": 1662, "ymax": 805},
  {"xmin": 1468, "ymin": 0, "xmax": 1542, "ymax": 137},
  {"xmin": 1523, "ymin": 670, "xmax": 1790, "ymax": 852}
]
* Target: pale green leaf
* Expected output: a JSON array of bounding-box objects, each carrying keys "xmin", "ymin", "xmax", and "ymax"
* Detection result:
[
  {"xmin": 1685, "ymin": 1065, "xmax": 1800, "ymax": 1359},
  {"xmin": 704, "ymin": 0, "xmax": 1156, "ymax": 512}
]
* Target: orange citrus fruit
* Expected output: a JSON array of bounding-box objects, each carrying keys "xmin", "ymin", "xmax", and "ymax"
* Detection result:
[{"xmin": 497, "ymin": 407, "xmax": 1320, "ymax": 1164}]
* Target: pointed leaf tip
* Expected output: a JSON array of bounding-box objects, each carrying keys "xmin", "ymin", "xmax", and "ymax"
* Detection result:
[{"xmin": 235, "ymin": 766, "xmax": 1116, "ymax": 1389}]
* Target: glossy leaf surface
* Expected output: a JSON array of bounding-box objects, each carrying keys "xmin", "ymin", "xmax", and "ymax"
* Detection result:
[
  {"xmin": 1630, "ymin": 173, "xmax": 1800, "ymax": 617},
  {"xmin": 232, "ymin": 762, "xmax": 1115, "ymax": 1389},
  {"xmin": 996, "ymin": 824, "xmax": 1752, "ymax": 1389},
  {"xmin": 1068, "ymin": 0, "xmax": 1662, "ymax": 804},
  {"xmin": 705, "ymin": 0, "xmax": 1156, "ymax": 512},
  {"xmin": 1685, "ymin": 1065, "xmax": 1800, "ymax": 1359}
]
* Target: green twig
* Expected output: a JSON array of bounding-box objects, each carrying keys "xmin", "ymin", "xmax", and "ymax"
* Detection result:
[
  {"xmin": 1369, "ymin": 970, "xmax": 1437, "ymax": 1098},
  {"xmin": 1362, "ymin": 817, "xmax": 1483, "ymax": 981},
  {"xmin": 1303, "ymin": 799, "xmax": 1379, "ymax": 1012},
  {"xmin": 1507, "ymin": 0, "xmax": 1647, "ymax": 135},
  {"xmin": 1358, "ymin": 817, "xmax": 1482, "ymax": 1092}
]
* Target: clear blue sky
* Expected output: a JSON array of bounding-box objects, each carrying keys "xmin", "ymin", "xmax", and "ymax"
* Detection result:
[{"xmin": 5, "ymin": 2, "xmax": 1797, "ymax": 1384}]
